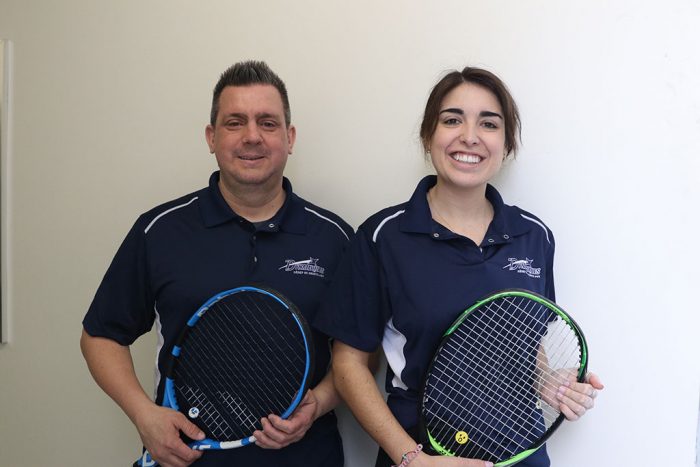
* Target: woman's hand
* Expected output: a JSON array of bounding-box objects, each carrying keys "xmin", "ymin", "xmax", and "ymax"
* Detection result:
[
  {"xmin": 411, "ymin": 451, "xmax": 493, "ymax": 467},
  {"xmin": 556, "ymin": 372, "xmax": 604, "ymax": 421}
]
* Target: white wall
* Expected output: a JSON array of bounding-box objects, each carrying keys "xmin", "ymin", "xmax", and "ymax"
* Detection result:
[{"xmin": 0, "ymin": 1, "xmax": 699, "ymax": 465}]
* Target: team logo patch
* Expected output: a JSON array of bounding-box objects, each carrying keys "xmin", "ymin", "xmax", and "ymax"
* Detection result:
[
  {"xmin": 278, "ymin": 257, "xmax": 326, "ymax": 278},
  {"xmin": 502, "ymin": 257, "xmax": 541, "ymax": 278}
]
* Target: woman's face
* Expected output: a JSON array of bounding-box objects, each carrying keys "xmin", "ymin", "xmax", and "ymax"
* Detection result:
[{"xmin": 429, "ymin": 82, "xmax": 506, "ymax": 192}]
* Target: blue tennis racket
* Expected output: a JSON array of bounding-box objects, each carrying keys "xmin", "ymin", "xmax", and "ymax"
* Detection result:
[{"xmin": 136, "ymin": 285, "xmax": 314, "ymax": 466}]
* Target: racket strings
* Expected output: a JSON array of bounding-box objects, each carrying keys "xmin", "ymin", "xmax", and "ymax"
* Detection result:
[
  {"xmin": 177, "ymin": 385, "xmax": 255, "ymax": 438},
  {"xmin": 423, "ymin": 296, "xmax": 583, "ymax": 461},
  {"xmin": 182, "ymin": 313, "xmax": 285, "ymax": 424},
  {"xmin": 464, "ymin": 300, "xmax": 580, "ymax": 458},
  {"xmin": 176, "ymin": 331, "xmax": 265, "ymax": 439},
  {"xmin": 176, "ymin": 319, "xmax": 300, "ymax": 439},
  {"xmin": 220, "ymin": 392, "xmax": 258, "ymax": 427},
  {"xmin": 218, "ymin": 298, "xmax": 306, "ymax": 400},
  {"xmin": 454, "ymin": 298, "xmax": 557, "ymax": 416},
  {"xmin": 173, "ymin": 292, "xmax": 309, "ymax": 440},
  {"xmin": 432, "ymin": 338, "xmax": 539, "ymax": 437},
  {"xmin": 427, "ymin": 298, "xmax": 549, "ymax": 457},
  {"xmin": 428, "ymin": 347, "xmax": 537, "ymax": 456},
  {"xmin": 434, "ymin": 300, "xmax": 558, "ymax": 459},
  {"xmin": 239, "ymin": 294, "xmax": 309, "ymax": 380},
  {"xmin": 431, "ymin": 339, "xmax": 538, "ymax": 438},
  {"xmin": 454, "ymin": 298, "xmax": 555, "ymax": 458},
  {"xmin": 177, "ymin": 333, "xmax": 268, "ymax": 438},
  {"xmin": 210, "ymin": 296, "xmax": 304, "ymax": 407}
]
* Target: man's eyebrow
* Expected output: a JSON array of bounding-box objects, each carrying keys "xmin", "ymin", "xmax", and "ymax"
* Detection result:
[
  {"xmin": 222, "ymin": 112, "xmax": 246, "ymax": 119},
  {"xmin": 439, "ymin": 108, "xmax": 503, "ymax": 119},
  {"xmin": 221, "ymin": 112, "xmax": 281, "ymax": 120},
  {"xmin": 255, "ymin": 112, "xmax": 281, "ymax": 120}
]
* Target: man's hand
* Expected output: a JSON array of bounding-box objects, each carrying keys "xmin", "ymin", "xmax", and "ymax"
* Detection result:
[
  {"xmin": 253, "ymin": 389, "xmax": 319, "ymax": 449},
  {"xmin": 135, "ymin": 405, "xmax": 205, "ymax": 467}
]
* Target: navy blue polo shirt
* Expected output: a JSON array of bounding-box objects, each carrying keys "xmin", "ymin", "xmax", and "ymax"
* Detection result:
[
  {"xmin": 314, "ymin": 175, "xmax": 555, "ymax": 467},
  {"xmin": 83, "ymin": 171, "xmax": 352, "ymax": 467}
]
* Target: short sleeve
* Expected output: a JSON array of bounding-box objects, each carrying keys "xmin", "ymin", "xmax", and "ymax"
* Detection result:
[
  {"xmin": 313, "ymin": 225, "xmax": 389, "ymax": 352},
  {"xmin": 82, "ymin": 218, "xmax": 154, "ymax": 345}
]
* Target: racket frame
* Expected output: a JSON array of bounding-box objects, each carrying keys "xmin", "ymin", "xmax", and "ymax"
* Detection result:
[
  {"xmin": 419, "ymin": 288, "xmax": 588, "ymax": 466},
  {"xmin": 137, "ymin": 285, "xmax": 314, "ymax": 466}
]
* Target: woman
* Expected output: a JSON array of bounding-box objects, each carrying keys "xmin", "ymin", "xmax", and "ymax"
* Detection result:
[{"xmin": 315, "ymin": 67, "xmax": 603, "ymax": 467}]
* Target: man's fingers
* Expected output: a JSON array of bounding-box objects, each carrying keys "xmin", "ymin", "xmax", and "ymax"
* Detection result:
[
  {"xmin": 257, "ymin": 417, "xmax": 288, "ymax": 445},
  {"xmin": 148, "ymin": 443, "xmax": 201, "ymax": 467},
  {"xmin": 160, "ymin": 435, "xmax": 203, "ymax": 465},
  {"xmin": 254, "ymin": 421, "xmax": 286, "ymax": 450},
  {"xmin": 174, "ymin": 415, "xmax": 205, "ymax": 441},
  {"xmin": 268, "ymin": 413, "xmax": 305, "ymax": 433}
]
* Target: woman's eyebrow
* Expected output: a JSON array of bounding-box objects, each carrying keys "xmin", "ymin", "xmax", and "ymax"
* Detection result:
[
  {"xmin": 439, "ymin": 107, "xmax": 464, "ymax": 115},
  {"xmin": 480, "ymin": 110, "xmax": 503, "ymax": 119},
  {"xmin": 439, "ymin": 108, "xmax": 503, "ymax": 119}
]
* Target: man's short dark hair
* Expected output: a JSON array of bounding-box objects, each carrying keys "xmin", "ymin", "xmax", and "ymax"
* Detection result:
[{"xmin": 210, "ymin": 60, "xmax": 291, "ymax": 127}]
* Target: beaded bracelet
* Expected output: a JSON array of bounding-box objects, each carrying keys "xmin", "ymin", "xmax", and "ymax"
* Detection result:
[{"xmin": 393, "ymin": 444, "xmax": 423, "ymax": 467}]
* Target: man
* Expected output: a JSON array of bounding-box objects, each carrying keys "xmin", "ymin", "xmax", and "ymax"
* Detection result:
[{"xmin": 81, "ymin": 61, "xmax": 352, "ymax": 466}]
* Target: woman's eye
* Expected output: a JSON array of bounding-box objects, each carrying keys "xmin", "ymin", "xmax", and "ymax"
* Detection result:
[
  {"xmin": 483, "ymin": 121, "xmax": 499, "ymax": 129},
  {"xmin": 443, "ymin": 117, "xmax": 460, "ymax": 126}
]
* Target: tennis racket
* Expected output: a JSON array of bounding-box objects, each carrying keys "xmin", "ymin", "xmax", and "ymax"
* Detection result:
[
  {"xmin": 136, "ymin": 285, "xmax": 314, "ymax": 467},
  {"xmin": 419, "ymin": 289, "xmax": 587, "ymax": 466}
]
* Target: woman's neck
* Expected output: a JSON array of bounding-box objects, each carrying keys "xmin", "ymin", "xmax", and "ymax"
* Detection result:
[{"xmin": 427, "ymin": 183, "xmax": 494, "ymax": 245}]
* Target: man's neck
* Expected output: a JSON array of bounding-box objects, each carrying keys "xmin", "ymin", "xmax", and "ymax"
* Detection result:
[{"xmin": 218, "ymin": 179, "xmax": 287, "ymax": 223}]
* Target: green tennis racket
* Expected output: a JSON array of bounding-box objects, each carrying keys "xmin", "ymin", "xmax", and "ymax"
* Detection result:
[{"xmin": 419, "ymin": 289, "xmax": 588, "ymax": 466}]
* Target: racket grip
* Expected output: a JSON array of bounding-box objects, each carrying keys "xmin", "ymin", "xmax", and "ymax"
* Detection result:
[{"xmin": 133, "ymin": 451, "xmax": 158, "ymax": 467}]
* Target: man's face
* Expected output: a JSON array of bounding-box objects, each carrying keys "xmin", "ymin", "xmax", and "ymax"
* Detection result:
[{"xmin": 206, "ymin": 85, "xmax": 295, "ymax": 192}]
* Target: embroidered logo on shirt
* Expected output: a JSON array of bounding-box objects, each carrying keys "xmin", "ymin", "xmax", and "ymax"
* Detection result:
[
  {"xmin": 502, "ymin": 258, "xmax": 541, "ymax": 278},
  {"xmin": 278, "ymin": 257, "xmax": 326, "ymax": 278}
]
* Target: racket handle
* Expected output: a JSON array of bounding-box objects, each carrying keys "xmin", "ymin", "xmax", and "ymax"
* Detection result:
[{"xmin": 133, "ymin": 451, "xmax": 157, "ymax": 467}]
